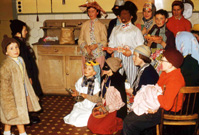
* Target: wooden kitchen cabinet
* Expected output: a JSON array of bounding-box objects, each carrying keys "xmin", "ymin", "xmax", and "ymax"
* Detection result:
[
  {"xmin": 16, "ymin": 0, "xmax": 51, "ymax": 14},
  {"xmin": 33, "ymin": 45, "xmax": 82, "ymax": 95}
]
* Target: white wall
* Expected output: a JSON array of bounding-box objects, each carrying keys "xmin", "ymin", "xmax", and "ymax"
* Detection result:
[{"xmin": 18, "ymin": 12, "xmax": 199, "ymax": 46}]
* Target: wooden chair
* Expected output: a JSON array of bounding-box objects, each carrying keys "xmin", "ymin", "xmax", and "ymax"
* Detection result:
[{"xmin": 156, "ymin": 87, "xmax": 199, "ymax": 135}]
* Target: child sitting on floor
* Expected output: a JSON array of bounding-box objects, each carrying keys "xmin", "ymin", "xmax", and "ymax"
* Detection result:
[
  {"xmin": 87, "ymin": 57, "xmax": 127, "ymax": 135},
  {"xmin": 63, "ymin": 61, "xmax": 101, "ymax": 127},
  {"xmin": 0, "ymin": 35, "xmax": 41, "ymax": 135}
]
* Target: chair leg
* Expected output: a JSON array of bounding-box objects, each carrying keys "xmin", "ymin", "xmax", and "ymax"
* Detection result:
[
  {"xmin": 159, "ymin": 123, "xmax": 163, "ymax": 135},
  {"xmin": 156, "ymin": 124, "xmax": 160, "ymax": 135}
]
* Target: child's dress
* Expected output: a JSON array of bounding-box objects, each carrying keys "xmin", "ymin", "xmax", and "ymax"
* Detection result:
[
  {"xmin": 0, "ymin": 56, "xmax": 41, "ymax": 125},
  {"xmin": 63, "ymin": 76, "xmax": 100, "ymax": 127}
]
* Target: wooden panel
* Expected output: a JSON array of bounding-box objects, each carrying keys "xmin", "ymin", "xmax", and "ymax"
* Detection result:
[
  {"xmin": 17, "ymin": 0, "xmax": 51, "ymax": 13},
  {"xmin": 52, "ymin": 0, "xmax": 115, "ymax": 13},
  {"xmin": 37, "ymin": 46, "xmax": 77, "ymax": 55},
  {"xmin": 0, "ymin": 0, "xmax": 13, "ymax": 63},
  {"xmin": 38, "ymin": 55, "xmax": 66, "ymax": 94},
  {"xmin": 66, "ymin": 56, "xmax": 82, "ymax": 90},
  {"xmin": 129, "ymin": 0, "xmax": 174, "ymax": 12}
]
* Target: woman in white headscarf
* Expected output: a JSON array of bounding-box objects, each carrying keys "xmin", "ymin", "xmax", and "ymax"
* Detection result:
[{"xmin": 175, "ymin": 31, "xmax": 199, "ymax": 86}]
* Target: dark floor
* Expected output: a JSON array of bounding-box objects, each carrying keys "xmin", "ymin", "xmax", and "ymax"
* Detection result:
[{"xmin": 0, "ymin": 95, "xmax": 122, "ymax": 135}]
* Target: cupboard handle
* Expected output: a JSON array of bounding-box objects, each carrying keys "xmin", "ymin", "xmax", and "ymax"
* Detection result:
[{"xmin": 54, "ymin": 49, "xmax": 58, "ymax": 52}]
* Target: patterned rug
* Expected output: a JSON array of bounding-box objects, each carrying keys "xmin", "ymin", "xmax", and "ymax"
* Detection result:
[{"xmin": 0, "ymin": 95, "xmax": 122, "ymax": 135}]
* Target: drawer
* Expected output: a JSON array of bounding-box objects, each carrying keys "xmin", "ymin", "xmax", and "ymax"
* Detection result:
[{"xmin": 37, "ymin": 46, "xmax": 77, "ymax": 55}]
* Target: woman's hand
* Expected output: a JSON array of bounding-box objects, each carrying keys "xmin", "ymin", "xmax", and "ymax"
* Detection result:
[
  {"xmin": 85, "ymin": 45, "xmax": 92, "ymax": 55},
  {"xmin": 123, "ymin": 49, "xmax": 132, "ymax": 57},
  {"xmin": 89, "ymin": 44, "xmax": 98, "ymax": 50}
]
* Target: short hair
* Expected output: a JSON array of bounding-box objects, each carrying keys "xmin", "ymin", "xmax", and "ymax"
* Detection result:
[
  {"xmin": 139, "ymin": 54, "xmax": 151, "ymax": 63},
  {"xmin": 87, "ymin": 7, "xmax": 101, "ymax": 18},
  {"xmin": 172, "ymin": 1, "xmax": 184, "ymax": 10},
  {"xmin": 155, "ymin": 9, "xmax": 169, "ymax": 18}
]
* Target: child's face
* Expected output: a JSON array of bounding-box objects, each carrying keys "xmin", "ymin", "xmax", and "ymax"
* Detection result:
[
  {"xmin": 88, "ymin": 7, "xmax": 99, "ymax": 20},
  {"xmin": 143, "ymin": 10, "xmax": 153, "ymax": 20},
  {"xmin": 84, "ymin": 65, "xmax": 96, "ymax": 78},
  {"xmin": 155, "ymin": 14, "xmax": 168, "ymax": 28},
  {"xmin": 133, "ymin": 52, "xmax": 144, "ymax": 66},
  {"xmin": 6, "ymin": 42, "xmax": 20, "ymax": 58}
]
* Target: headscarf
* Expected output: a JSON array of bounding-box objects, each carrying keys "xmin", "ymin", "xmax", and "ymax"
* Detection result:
[
  {"xmin": 85, "ymin": 60, "xmax": 101, "ymax": 83},
  {"xmin": 176, "ymin": 31, "xmax": 199, "ymax": 64}
]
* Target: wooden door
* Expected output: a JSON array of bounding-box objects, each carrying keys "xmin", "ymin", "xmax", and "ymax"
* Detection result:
[
  {"xmin": 66, "ymin": 56, "xmax": 82, "ymax": 90},
  {"xmin": 38, "ymin": 55, "xmax": 67, "ymax": 94}
]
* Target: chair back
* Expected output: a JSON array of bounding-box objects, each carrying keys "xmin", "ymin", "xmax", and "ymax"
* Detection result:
[{"xmin": 158, "ymin": 87, "xmax": 199, "ymax": 135}]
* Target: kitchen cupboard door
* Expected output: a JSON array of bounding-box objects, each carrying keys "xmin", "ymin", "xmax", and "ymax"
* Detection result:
[
  {"xmin": 38, "ymin": 55, "xmax": 67, "ymax": 94},
  {"xmin": 66, "ymin": 56, "xmax": 83, "ymax": 90},
  {"xmin": 52, "ymin": 0, "xmax": 114, "ymax": 13},
  {"xmin": 16, "ymin": 0, "xmax": 51, "ymax": 14}
]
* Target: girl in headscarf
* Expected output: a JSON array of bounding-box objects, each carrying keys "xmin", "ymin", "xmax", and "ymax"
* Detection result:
[
  {"xmin": 63, "ymin": 61, "xmax": 101, "ymax": 127},
  {"xmin": 176, "ymin": 31, "xmax": 199, "ymax": 86},
  {"xmin": 136, "ymin": 1, "xmax": 156, "ymax": 36}
]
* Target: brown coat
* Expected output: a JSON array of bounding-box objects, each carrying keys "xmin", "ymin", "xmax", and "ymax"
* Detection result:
[{"xmin": 0, "ymin": 56, "xmax": 41, "ymax": 125}]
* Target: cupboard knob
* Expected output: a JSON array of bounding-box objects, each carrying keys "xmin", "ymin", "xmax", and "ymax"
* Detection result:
[
  {"xmin": 54, "ymin": 49, "xmax": 58, "ymax": 52},
  {"xmin": 66, "ymin": 73, "xmax": 69, "ymax": 75}
]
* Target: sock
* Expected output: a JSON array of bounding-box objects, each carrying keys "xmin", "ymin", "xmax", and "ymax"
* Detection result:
[
  {"xmin": 3, "ymin": 131, "xmax": 11, "ymax": 135},
  {"xmin": 20, "ymin": 132, "xmax": 27, "ymax": 135}
]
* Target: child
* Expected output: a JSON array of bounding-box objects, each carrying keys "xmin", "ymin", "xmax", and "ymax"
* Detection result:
[
  {"xmin": 123, "ymin": 48, "xmax": 185, "ymax": 135},
  {"xmin": 88, "ymin": 57, "xmax": 127, "ymax": 134},
  {"xmin": 146, "ymin": 9, "xmax": 176, "ymax": 74},
  {"xmin": 0, "ymin": 35, "xmax": 41, "ymax": 135},
  {"xmin": 136, "ymin": 1, "xmax": 156, "ymax": 36},
  {"xmin": 126, "ymin": 45, "xmax": 159, "ymax": 112},
  {"xmin": 63, "ymin": 61, "xmax": 101, "ymax": 127}
]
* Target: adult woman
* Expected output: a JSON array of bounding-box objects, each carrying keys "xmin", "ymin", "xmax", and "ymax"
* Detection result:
[
  {"xmin": 136, "ymin": 1, "xmax": 156, "ymax": 36},
  {"xmin": 166, "ymin": 1, "xmax": 192, "ymax": 37},
  {"xmin": 78, "ymin": 1, "xmax": 107, "ymax": 69}
]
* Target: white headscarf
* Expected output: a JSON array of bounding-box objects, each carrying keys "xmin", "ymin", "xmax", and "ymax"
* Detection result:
[{"xmin": 176, "ymin": 31, "xmax": 199, "ymax": 64}]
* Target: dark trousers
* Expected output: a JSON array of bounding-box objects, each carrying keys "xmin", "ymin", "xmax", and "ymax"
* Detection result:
[{"xmin": 123, "ymin": 109, "xmax": 162, "ymax": 135}]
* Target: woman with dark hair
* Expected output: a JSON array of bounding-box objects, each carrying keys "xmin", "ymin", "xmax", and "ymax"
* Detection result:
[
  {"xmin": 78, "ymin": 1, "xmax": 107, "ymax": 70},
  {"xmin": 166, "ymin": 1, "xmax": 192, "ymax": 37}
]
